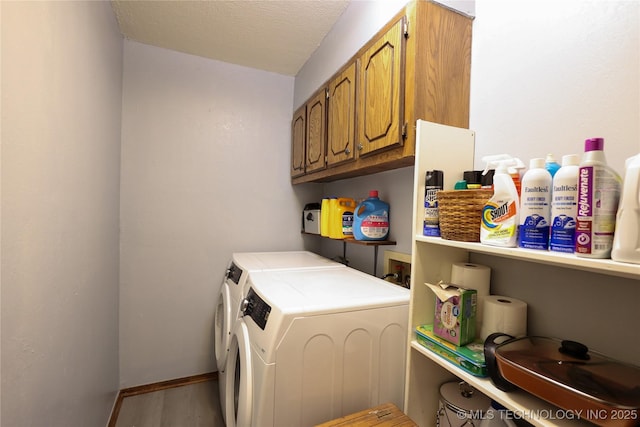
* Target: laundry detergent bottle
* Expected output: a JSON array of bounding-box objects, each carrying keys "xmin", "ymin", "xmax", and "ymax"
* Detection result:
[
  {"xmin": 611, "ymin": 153, "xmax": 640, "ymax": 264},
  {"xmin": 575, "ymin": 138, "xmax": 621, "ymax": 258},
  {"xmin": 480, "ymin": 159, "xmax": 520, "ymax": 247},
  {"xmin": 550, "ymin": 154, "xmax": 580, "ymax": 253},
  {"xmin": 353, "ymin": 190, "xmax": 390, "ymax": 241},
  {"xmin": 518, "ymin": 158, "xmax": 552, "ymax": 250},
  {"xmin": 330, "ymin": 197, "xmax": 356, "ymax": 239}
]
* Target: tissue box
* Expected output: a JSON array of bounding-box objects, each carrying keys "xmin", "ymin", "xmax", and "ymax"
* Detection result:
[{"xmin": 426, "ymin": 282, "xmax": 477, "ymax": 346}]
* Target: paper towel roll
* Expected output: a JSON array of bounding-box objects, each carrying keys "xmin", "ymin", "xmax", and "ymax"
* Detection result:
[
  {"xmin": 451, "ymin": 262, "xmax": 491, "ymax": 335},
  {"xmin": 450, "ymin": 262, "xmax": 491, "ymax": 295},
  {"xmin": 480, "ymin": 295, "xmax": 528, "ymax": 340}
]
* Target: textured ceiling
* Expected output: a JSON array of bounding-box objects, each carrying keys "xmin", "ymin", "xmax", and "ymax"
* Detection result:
[{"xmin": 111, "ymin": 0, "xmax": 351, "ymax": 76}]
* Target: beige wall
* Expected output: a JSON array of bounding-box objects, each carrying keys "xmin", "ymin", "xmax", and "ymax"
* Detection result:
[{"xmin": 1, "ymin": 1, "xmax": 123, "ymax": 425}]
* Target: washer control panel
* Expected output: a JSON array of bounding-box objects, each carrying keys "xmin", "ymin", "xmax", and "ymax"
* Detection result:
[
  {"xmin": 243, "ymin": 287, "xmax": 271, "ymax": 330},
  {"xmin": 226, "ymin": 262, "xmax": 243, "ymax": 285}
]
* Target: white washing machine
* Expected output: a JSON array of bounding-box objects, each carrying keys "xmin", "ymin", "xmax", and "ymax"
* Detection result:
[
  {"xmin": 224, "ymin": 266, "xmax": 410, "ymax": 427},
  {"xmin": 213, "ymin": 251, "xmax": 345, "ymax": 422}
]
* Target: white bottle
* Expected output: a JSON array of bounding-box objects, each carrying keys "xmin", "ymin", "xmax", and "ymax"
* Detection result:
[
  {"xmin": 480, "ymin": 159, "xmax": 520, "ymax": 247},
  {"xmin": 611, "ymin": 154, "xmax": 640, "ymax": 264},
  {"xmin": 575, "ymin": 138, "xmax": 622, "ymax": 258},
  {"xmin": 550, "ymin": 154, "xmax": 580, "ymax": 253},
  {"xmin": 518, "ymin": 158, "xmax": 552, "ymax": 250}
]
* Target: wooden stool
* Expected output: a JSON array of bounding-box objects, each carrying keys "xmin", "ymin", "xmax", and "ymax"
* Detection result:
[{"xmin": 315, "ymin": 402, "xmax": 418, "ymax": 427}]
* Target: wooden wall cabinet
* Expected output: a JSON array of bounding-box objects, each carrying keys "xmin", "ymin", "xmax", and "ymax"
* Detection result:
[
  {"xmin": 357, "ymin": 16, "xmax": 406, "ymax": 158},
  {"xmin": 305, "ymin": 88, "xmax": 328, "ymax": 173},
  {"xmin": 327, "ymin": 61, "xmax": 357, "ymax": 166},
  {"xmin": 291, "ymin": 86, "xmax": 331, "ymax": 177},
  {"xmin": 290, "ymin": 105, "xmax": 306, "ymax": 178},
  {"xmin": 291, "ymin": 0, "xmax": 473, "ymax": 184}
]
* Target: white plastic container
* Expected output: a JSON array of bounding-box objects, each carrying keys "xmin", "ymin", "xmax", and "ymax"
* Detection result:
[
  {"xmin": 518, "ymin": 158, "xmax": 552, "ymax": 250},
  {"xmin": 480, "ymin": 160, "xmax": 520, "ymax": 247},
  {"xmin": 550, "ymin": 154, "xmax": 580, "ymax": 253},
  {"xmin": 575, "ymin": 138, "xmax": 621, "ymax": 258},
  {"xmin": 611, "ymin": 153, "xmax": 640, "ymax": 264}
]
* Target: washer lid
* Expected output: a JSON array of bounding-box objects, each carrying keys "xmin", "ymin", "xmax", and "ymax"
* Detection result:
[
  {"xmin": 231, "ymin": 251, "xmax": 345, "ymax": 272},
  {"xmin": 248, "ymin": 267, "xmax": 409, "ymax": 314}
]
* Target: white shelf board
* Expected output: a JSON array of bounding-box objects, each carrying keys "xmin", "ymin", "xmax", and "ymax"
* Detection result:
[
  {"xmin": 415, "ymin": 236, "xmax": 640, "ymax": 280},
  {"xmin": 410, "ymin": 340, "xmax": 593, "ymax": 427}
]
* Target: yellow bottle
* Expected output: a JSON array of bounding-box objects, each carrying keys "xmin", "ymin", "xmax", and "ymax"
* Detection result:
[
  {"xmin": 327, "ymin": 197, "xmax": 338, "ymax": 238},
  {"xmin": 320, "ymin": 198, "xmax": 330, "ymax": 237},
  {"xmin": 331, "ymin": 198, "xmax": 356, "ymax": 239}
]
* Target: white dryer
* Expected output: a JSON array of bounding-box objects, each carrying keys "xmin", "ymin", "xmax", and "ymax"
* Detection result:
[
  {"xmin": 213, "ymin": 251, "xmax": 345, "ymax": 422},
  {"xmin": 225, "ymin": 267, "xmax": 409, "ymax": 427}
]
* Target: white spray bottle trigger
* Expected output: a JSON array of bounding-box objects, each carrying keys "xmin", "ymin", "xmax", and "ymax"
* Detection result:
[
  {"xmin": 509, "ymin": 158, "xmax": 526, "ymax": 175},
  {"xmin": 481, "ymin": 154, "xmax": 523, "ymax": 176}
]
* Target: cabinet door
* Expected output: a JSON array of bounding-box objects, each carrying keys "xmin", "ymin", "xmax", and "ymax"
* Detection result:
[
  {"xmin": 291, "ymin": 105, "xmax": 306, "ymax": 178},
  {"xmin": 327, "ymin": 62, "xmax": 357, "ymax": 166},
  {"xmin": 357, "ymin": 17, "xmax": 405, "ymax": 157},
  {"xmin": 305, "ymin": 89, "xmax": 327, "ymax": 173}
]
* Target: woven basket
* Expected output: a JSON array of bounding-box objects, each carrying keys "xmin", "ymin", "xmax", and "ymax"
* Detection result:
[{"xmin": 437, "ymin": 190, "xmax": 493, "ymax": 242}]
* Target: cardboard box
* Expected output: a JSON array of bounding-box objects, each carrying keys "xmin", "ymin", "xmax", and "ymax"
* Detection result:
[
  {"xmin": 415, "ymin": 324, "xmax": 486, "ymax": 377},
  {"xmin": 426, "ymin": 282, "xmax": 477, "ymax": 346}
]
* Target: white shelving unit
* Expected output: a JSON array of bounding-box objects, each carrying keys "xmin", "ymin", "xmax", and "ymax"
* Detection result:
[
  {"xmin": 403, "ymin": 121, "xmax": 640, "ymax": 427},
  {"xmin": 414, "ymin": 236, "xmax": 639, "ymax": 281}
]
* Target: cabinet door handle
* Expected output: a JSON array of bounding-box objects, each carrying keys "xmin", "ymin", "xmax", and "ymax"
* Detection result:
[
  {"xmin": 345, "ymin": 147, "xmax": 351, "ymax": 155},
  {"xmin": 357, "ymin": 143, "xmax": 363, "ymax": 151}
]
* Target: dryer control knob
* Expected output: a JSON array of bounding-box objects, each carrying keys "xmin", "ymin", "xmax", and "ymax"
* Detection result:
[{"xmin": 240, "ymin": 298, "xmax": 252, "ymax": 316}]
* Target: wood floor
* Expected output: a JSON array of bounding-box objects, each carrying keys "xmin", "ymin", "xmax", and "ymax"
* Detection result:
[{"xmin": 113, "ymin": 379, "xmax": 225, "ymax": 427}]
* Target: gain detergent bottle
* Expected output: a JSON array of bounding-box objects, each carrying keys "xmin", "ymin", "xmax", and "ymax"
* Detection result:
[{"xmin": 353, "ymin": 190, "xmax": 390, "ymax": 241}]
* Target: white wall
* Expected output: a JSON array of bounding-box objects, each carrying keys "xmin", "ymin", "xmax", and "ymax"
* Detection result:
[
  {"xmin": 119, "ymin": 41, "xmax": 319, "ymax": 388},
  {"xmin": 470, "ymin": 0, "xmax": 640, "ymax": 173},
  {"xmin": 1, "ymin": 1, "xmax": 123, "ymax": 425}
]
